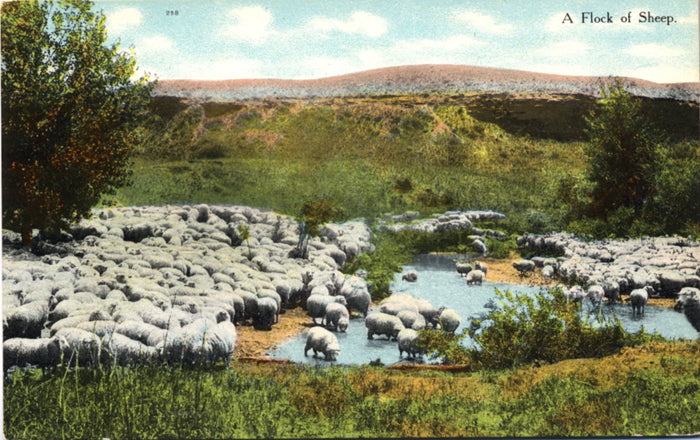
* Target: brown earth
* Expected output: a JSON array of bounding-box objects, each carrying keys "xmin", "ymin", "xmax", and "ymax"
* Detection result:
[
  {"xmin": 233, "ymin": 307, "xmax": 311, "ymax": 358},
  {"xmin": 155, "ymin": 64, "xmax": 698, "ymax": 102}
]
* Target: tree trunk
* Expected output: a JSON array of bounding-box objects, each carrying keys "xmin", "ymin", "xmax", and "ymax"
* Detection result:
[{"xmin": 21, "ymin": 222, "xmax": 32, "ymax": 247}]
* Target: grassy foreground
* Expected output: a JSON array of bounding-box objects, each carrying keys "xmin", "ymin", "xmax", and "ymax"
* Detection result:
[{"xmin": 4, "ymin": 340, "xmax": 700, "ymax": 439}]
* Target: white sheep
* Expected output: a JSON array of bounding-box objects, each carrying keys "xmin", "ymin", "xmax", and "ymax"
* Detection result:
[
  {"xmin": 587, "ymin": 285, "xmax": 605, "ymax": 312},
  {"xmin": 630, "ymin": 286, "xmax": 653, "ymax": 317},
  {"xmin": 438, "ymin": 309, "xmax": 461, "ymax": 333},
  {"xmin": 397, "ymin": 329, "xmax": 424, "ymax": 359},
  {"xmin": 416, "ymin": 301, "xmax": 444, "ymax": 328},
  {"xmin": 3, "ymin": 336, "xmax": 68, "ymax": 369},
  {"xmin": 254, "ymin": 296, "xmax": 278, "ymax": 329},
  {"xmin": 341, "ymin": 284, "xmax": 371, "ymax": 317},
  {"xmin": 306, "ymin": 294, "xmax": 347, "ymax": 324},
  {"xmin": 675, "ymin": 287, "xmax": 700, "ymax": 333},
  {"xmin": 103, "ymin": 333, "xmax": 159, "ymax": 365},
  {"xmin": 455, "ymin": 263, "xmax": 472, "ymax": 276},
  {"xmin": 3, "ymin": 301, "xmax": 49, "ymax": 339},
  {"xmin": 115, "ymin": 320, "xmax": 169, "ymax": 347},
  {"xmin": 304, "ymin": 326, "xmax": 340, "ymax": 361},
  {"xmin": 466, "ymin": 269, "xmax": 484, "ymax": 285},
  {"xmin": 564, "ymin": 285, "xmax": 586, "ymax": 303},
  {"xmin": 513, "ymin": 260, "xmax": 536, "ymax": 275},
  {"xmin": 53, "ymin": 327, "xmax": 106, "ymax": 366},
  {"xmin": 161, "ymin": 319, "xmax": 236, "ymax": 365},
  {"xmin": 396, "ymin": 310, "xmax": 426, "ymax": 330},
  {"xmin": 378, "ymin": 298, "xmax": 419, "ymax": 316},
  {"xmin": 365, "ymin": 313, "xmax": 405, "ymax": 340},
  {"xmin": 323, "ymin": 302, "xmax": 350, "ymax": 332}
]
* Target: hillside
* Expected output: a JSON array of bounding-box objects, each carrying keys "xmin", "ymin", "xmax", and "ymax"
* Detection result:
[{"xmin": 154, "ymin": 64, "xmax": 699, "ymax": 101}]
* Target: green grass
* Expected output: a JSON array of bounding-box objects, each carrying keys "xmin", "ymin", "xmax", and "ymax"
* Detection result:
[
  {"xmin": 118, "ymin": 96, "xmax": 596, "ymax": 232},
  {"xmin": 5, "ymin": 341, "xmax": 700, "ymax": 438}
]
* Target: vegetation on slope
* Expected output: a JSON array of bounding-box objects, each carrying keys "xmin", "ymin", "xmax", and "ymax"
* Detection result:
[{"xmin": 118, "ymin": 91, "xmax": 699, "ymax": 238}]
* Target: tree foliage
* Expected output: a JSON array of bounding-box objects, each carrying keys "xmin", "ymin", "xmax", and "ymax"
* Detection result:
[
  {"xmin": 1, "ymin": 0, "xmax": 153, "ymax": 245},
  {"xmin": 584, "ymin": 79, "xmax": 664, "ymax": 219},
  {"xmin": 417, "ymin": 288, "xmax": 664, "ymax": 369},
  {"xmin": 293, "ymin": 198, "xmax": 337, "ymax": 258}
]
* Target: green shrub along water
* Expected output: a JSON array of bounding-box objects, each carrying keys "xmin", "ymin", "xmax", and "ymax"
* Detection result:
[{"xmin": 416, "ymin": 288, "xmax": 666, "ymax": 369}]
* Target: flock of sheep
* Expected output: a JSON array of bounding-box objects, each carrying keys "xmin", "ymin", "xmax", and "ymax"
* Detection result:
[
  {"xmin": 301, "ymin": 281, "xmax": 463, "ymax": 362},
  {"xmin": 512, "ymin": 233, "xmax": 700, "ymax": 329},
  {"xmin": 4, "ymin": 207, "xmax": 698, "ymax": 371},
  {"xmin": 3, "ymin": 204, "xmax": 372, "ymax": 369}
]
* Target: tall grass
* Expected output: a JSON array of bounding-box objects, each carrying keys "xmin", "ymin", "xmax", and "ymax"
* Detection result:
[{"xmin": 5, "ymin": 341, "xmax": 700, "ymax": 438}]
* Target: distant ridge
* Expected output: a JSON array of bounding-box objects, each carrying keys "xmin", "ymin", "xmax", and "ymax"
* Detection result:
[{"xmin": 154, "ymin": 64, "xmax": 699, "ymax": 101}]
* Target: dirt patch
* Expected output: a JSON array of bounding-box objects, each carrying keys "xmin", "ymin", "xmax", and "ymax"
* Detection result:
[
  {"xmin": 234, "ymin": 307, "xmax": 311, "ymax": 358},
  {"xmin": 479, "ymin": 257, "xmax": 556, "ymax": 287}
]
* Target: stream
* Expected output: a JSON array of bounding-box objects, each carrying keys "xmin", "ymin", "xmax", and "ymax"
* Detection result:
[{"xmin": 269, "ymin": 254, "xmax": 698, "ymax": 365}]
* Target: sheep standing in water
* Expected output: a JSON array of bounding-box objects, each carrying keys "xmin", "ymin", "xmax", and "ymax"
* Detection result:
[
  {"xmin": 402, "ymin": 271, "xmax": 418, "ymax": 282},
  {"xmin": 456, "ymin": 263, "xmax": 472, "ymax": 276},
  {"xmin": 675, "ymin": 287, "xmax": 700, "ymax": 333},
  {"xmin": 630, "ymin": 286, "xmax": 653, "ymax": 317},
  {"xmin": 323, "ymin": 302, "xmax": 350, "ymax": 332},
  {"xmin": 304, "ymin": 326, "xmax": 340, "ymax": 361},
  {"xmin": 306, "ymin": 294, "xmax": 347, "ymax": 324},
  {"xmin": 466, "ymin": 270, "xmax": 484, "ymax": 286},
  {"xmin": 365, "ymin": 313, "xmax": 405, "ymax": 340},
  {"xmin": 438, "ymin": 309, "xmax": 461, "ymax": 333},
  {"xmin": 397, "ymin": 329, "xmax": 424, "ymax": 359}
]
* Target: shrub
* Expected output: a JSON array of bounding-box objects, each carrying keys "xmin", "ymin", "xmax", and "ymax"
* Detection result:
[
  {"xmin": 419, "ymin": 287, "xmax": 664, "ymax": 368},
  {"xmin": 343, "ymin": 230, "xmax": 413, "ymax": 301}
]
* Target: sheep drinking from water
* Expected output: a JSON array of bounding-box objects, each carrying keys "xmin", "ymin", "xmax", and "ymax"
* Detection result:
[
  {"xmin": 304, "ymin": 326, "xmax": 341, "ymax": 361},
  {"xmin": 323, "ymin": 302, "xmax": 350, "ymax": 332}
]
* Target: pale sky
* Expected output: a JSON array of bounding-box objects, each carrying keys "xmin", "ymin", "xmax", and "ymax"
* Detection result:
[{"xmin": 95, "ymin": 0, "xmax": 699, "ymax": 83}]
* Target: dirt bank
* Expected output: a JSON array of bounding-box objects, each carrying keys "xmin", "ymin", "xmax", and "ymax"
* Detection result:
[{"xmin": 234, "ymin": 307, "xmax": 311, "ymax": 358}]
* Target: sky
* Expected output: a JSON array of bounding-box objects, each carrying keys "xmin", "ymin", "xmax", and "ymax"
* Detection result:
[{"xmin": 95, "ymin": 0, "xmax": 699, "ymax": 83}]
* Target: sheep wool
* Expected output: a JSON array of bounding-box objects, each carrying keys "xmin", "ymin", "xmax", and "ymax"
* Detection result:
[{"xmin": 304, "ymin": 326, "xmax": 340, "ymax": 361}]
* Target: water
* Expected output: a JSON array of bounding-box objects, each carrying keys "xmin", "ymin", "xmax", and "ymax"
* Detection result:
[{"xmin": 269, "ymin": 254, "xmax": 699, "ymax": 365}]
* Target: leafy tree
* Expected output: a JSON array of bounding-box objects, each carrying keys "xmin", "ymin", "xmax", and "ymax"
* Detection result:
[
  {"xmin": 237, "ymin": 223, "xmax": 252, "ymax": 260},
  {"xmin": 2, "ymin": 0, "xmax": 153, "ymax": 246},
  {"xmin": 293, "ymin": 198, "xmax": 336, "ymax": 259},
  {"xmin": 584, "ymin": 79, "xmax": 664, "ymax": 219}
]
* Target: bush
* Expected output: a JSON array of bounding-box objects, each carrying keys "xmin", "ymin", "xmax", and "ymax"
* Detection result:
[
  {"xmin": 343, "ymin": 230, "xmax": 412, "ymax": 301},
  {"xmin": 419, "ymin": 287, "xmax": 664, "ymax": 369}
]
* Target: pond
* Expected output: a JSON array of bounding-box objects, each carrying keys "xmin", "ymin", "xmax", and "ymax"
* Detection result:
[{"xmin": 269, "ymin": 254, "xmax": 698, "ymax": 365}]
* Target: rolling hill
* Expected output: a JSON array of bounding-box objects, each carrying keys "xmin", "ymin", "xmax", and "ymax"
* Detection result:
[{"xmin": 154, "ymin": 64, "xmax": 699, "ymax": 101}]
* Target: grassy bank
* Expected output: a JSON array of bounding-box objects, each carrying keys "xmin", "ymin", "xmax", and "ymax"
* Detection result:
[
  {"xmin": 116, "ymin": 95, "xmax": 592, "ymax": 234},
  {"xmin": 115, "ymin": 93, "xmax": 699, "ymax": 237},
  {"xmin": 5, "ymin": 339, "xmax": 699, "ymax": 439}
]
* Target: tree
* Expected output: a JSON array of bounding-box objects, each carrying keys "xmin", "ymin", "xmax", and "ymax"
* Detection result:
[
  {"xmin": 293, "ymin": 198, "xmax": 337, "ymax": 259},
  {"xmin": 584, "ymin": 79, "xmax": 664, "ymax": 219},
  {"xmin": 2, "ymin": 0, "xmax": 153, "ymax": 246}
]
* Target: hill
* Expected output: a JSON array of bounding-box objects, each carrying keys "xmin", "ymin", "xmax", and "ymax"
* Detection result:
[{"xmin": 154, "ymin": 64, "xmax": 699, "ymax": 101}]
